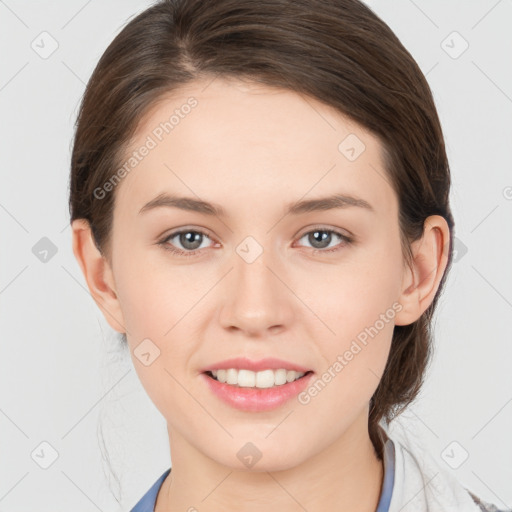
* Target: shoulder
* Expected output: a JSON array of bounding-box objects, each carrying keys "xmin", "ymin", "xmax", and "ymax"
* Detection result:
[
  {"xmin": 380, "ymin": 422, "xmax": 510, "ymax": 512},
  {"xmin": 130, "ymin": 468, "xmax": 171, "ymax": 512}
]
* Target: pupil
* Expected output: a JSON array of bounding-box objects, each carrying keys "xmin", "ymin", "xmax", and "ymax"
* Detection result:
[
  {"xmin": 310, "ymin": 230, "xmax": 330, "ymax": 249},
  {"xmin": 181, "ymin": 231, "xmax": 202, "ymax": 250}
]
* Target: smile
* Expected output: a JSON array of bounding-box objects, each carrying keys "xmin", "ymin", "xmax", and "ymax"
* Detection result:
[
  {"xmin": 207, "ymin": 368, "xmax": 311, "ymax": 388},
  {"xmin": 202, "ymin": 370, "xmax": 315, "ymax": 412}
]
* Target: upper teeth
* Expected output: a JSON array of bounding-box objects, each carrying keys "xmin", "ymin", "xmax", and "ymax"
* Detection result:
[{"xmin": 211, "ymin": 369, "xmax": 306, "ymax": 388}]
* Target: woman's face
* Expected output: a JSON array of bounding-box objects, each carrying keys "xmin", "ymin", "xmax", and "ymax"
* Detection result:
[{"xmin": 100, "ymin": 77, "xmax": 411, "ymax": 470}]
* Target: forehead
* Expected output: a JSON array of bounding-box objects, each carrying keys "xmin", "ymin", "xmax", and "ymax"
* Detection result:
[
  {"xmin": 116, "ymin": 76, "xmax": 396, "ymax": 219},
  {"xmin": 134, "ymin": 76, "xmax": 374, "ymax": 155}
]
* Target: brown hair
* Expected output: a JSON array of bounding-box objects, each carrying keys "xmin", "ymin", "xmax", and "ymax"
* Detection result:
[{"xmin": 69, "ymin": 0, "xmax": 455, "ymax": 460}]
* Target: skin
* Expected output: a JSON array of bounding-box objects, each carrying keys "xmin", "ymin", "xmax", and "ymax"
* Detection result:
[{"xmin": 72, "ymin": 76, "xmax": 449, "ymax": 511}]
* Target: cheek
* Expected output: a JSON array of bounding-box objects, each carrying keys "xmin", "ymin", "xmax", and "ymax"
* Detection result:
[
  {"xmin": 114, "ymin": 256, "xmax": 203, "ymax": 392},
  {"xmin": 298, "ymin": 240, "xmax": 402, "ymax": 389},
  {"xmin": 298, "ymin": 270, "xmax": 397, "ymax": 418},
  {"xmin": 117, "ymin": 264, "xmax": 197, "ymax": 415},
  {"xmin": 113, "ymin": 247, "xmax": 189, "ymax": 336},
  {"xmin": 301, "ymin": 246, "xmax": 402, "ymax": 336}
]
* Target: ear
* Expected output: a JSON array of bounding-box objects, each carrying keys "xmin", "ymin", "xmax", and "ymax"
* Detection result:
[
  {"xmin": 71, "ymin": 219, "xmax": 126, "ymax": 333},
  {"xmin": 394, "ymin": 215, "xmax": 450, "ymax": 326}
]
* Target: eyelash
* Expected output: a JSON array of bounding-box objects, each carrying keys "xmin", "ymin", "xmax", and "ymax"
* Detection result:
[{"xmin": 158, "ymin": 226, "xmax": 353, "ymax": 258}]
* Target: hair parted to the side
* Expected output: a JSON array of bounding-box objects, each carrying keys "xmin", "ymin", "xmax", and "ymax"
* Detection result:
[{"xmin": 68, "ymin": 0, "xmax": 455, "ymax": 460}]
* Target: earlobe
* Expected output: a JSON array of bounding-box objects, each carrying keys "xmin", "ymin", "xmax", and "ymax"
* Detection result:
[
  {"xmin": 394, "ymin": 215, "xmax": 450, "ymax": 326},
  {"xmin": 71, "ymin": 219, "xmax": 126, "ymax": 334}
]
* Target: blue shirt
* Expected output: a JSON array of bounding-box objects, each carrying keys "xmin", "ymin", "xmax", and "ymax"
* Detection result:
[
  {"xmin": 130, "ymin": 467, "xmax": 171, "ymax": 512},
  {"xmin": 130, "ymin": 437, "xmax": 395, "ymax": 511}
]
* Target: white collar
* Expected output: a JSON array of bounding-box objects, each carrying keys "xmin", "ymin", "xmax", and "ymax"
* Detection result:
[{"xmin": 380, "ymin": 420, "xmax": 488, "ymax": 512}]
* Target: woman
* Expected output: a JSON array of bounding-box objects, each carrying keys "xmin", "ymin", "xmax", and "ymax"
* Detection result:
[{"xmin": 68, "ymin": 0, "xmax": 509, "ymax": 511}]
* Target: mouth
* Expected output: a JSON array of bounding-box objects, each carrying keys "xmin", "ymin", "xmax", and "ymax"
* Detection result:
[
  {"xmin": 203, "ymin": 369, "xmax": 315, "ymax": 389},
  {"xmin": 201, "ymin": 368, "xmax": 316, "ymax": 412}
]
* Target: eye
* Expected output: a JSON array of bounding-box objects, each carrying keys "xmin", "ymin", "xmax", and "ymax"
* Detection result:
[
  {"xmin": 295, "ymin": 227, "xmax": 353, "ymax": 254},
  {"xmin": 158, "ymin": 226, "xmax": 353, "ymax": 258},
  {"xmin": 158, "ymin": 228, "xmax": 215, "ymax": 257}
]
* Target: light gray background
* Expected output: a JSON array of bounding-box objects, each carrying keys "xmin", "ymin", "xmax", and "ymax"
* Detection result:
[{"xmin": 1, "ymin": 1, "xmax": 511, "ymax": 511}]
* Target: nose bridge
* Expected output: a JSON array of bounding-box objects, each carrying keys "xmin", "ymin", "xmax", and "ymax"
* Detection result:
[{"xmin": 219, "ymin": 235, "xmax": 293, "ymax": 333}]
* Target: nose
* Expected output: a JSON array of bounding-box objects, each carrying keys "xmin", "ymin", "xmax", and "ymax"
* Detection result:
[{"xmin": 218, "ymin": 245, "xmax": 294, "ymax": 336}]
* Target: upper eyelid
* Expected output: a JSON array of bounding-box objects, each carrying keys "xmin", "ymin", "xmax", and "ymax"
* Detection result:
[
  {"xmin": 296, "ymin": 225, "xmax": 351, "ymax": 238},
  {"xmin": 164, "ymin": 225, "xmax": 347, "ymax": 238}
]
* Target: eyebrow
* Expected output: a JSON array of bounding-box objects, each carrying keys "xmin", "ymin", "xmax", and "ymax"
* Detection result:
[{"xmin": 138, "ymin": 192, "xmax": 375, "ymax": 217}]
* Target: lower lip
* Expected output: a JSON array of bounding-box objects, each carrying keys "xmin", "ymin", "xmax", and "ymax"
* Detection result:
[{"xmin": 201, "ymin": 371, "xmax": 314, "ymax": 412}]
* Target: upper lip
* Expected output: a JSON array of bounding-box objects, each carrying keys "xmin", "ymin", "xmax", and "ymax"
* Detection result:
[{"xmin": 200, "ymin": 357, "xmax": 312, "ymax": 373}]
